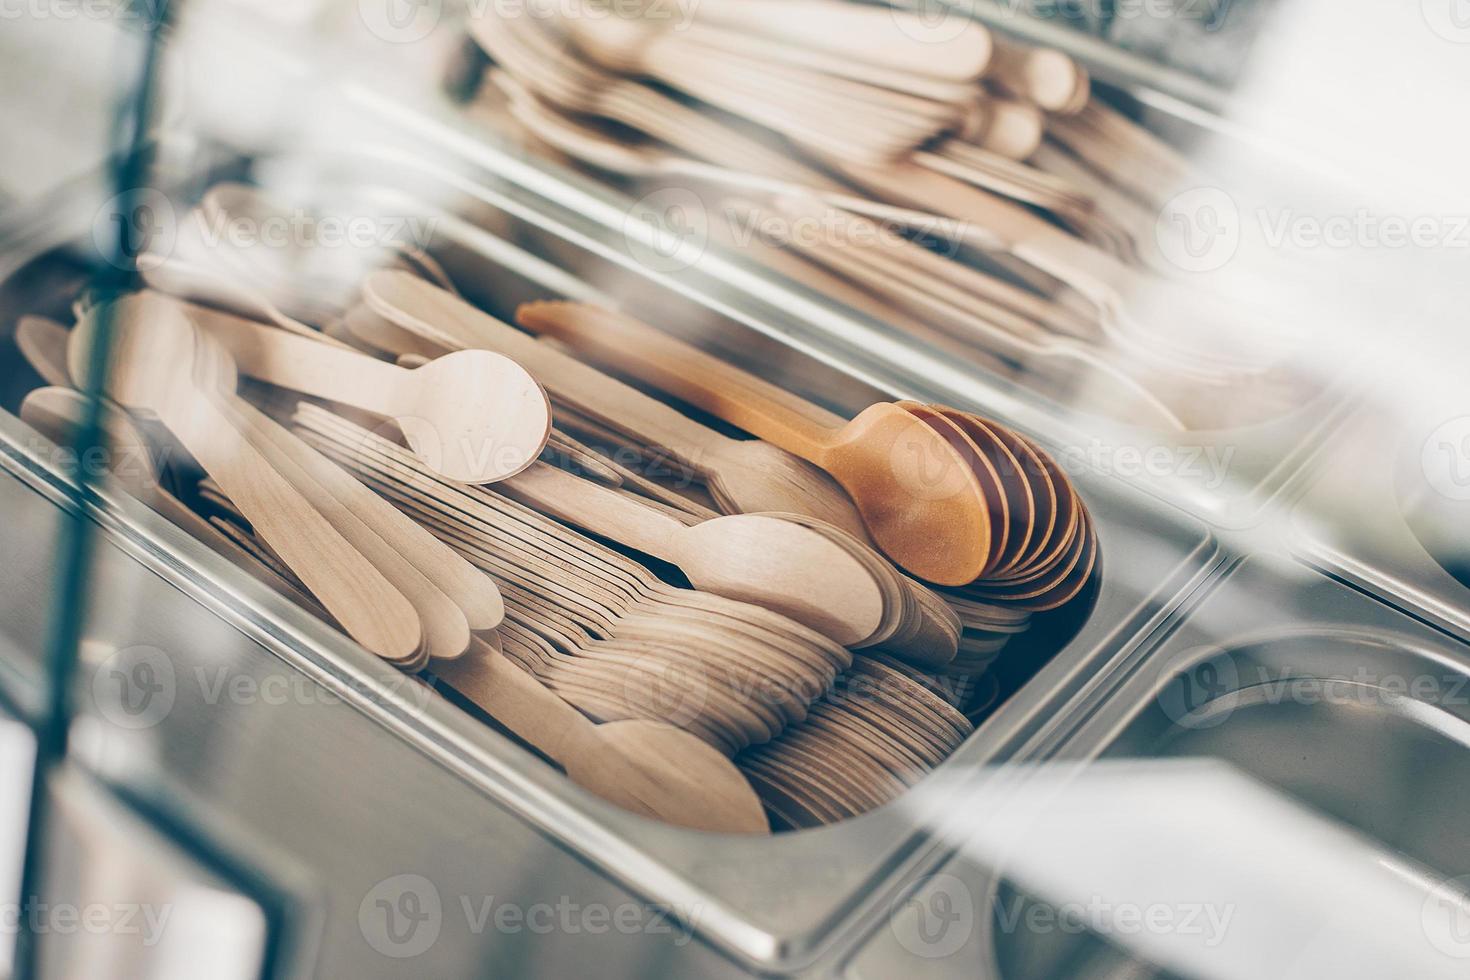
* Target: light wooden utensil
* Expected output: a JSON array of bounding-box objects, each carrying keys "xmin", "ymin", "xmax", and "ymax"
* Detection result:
[
  {"xmin": 192, "ymin": 331, "xmax": 446, "ymax": 670},
  {"xmin": 294, "ymin": 404, "xmax": 851, "ymax": 751},
  {"xmin": 136, "ymin": 252, "xmax": 354, "ymax": 348},
  {"xmin": 966, "ymin": 96, "xmax": 1046, "ymax": 160},
  {"xmin": 19, "ymin": 386, "xmax": 323, "ymax": 612},
  {"xmin": 301, "ymin": 399, "xmax": 952, "ymax": 681},
  {"xmin": 555, "ymin": 6, "xmax": 954, "ymax": 163},
  {"xmin": 748, "ymin": 198, "xmax": 1184, "ymax": 429},
  {"xmin": 834, "ymin": 159, "xmax": 1285, "ymax": 379},
  {"xmin": 233, "ymin": 388, "xmax": 506, "ymax": 632},
  {"xmin": 69, "ymin": 294, "xmax": 423, "ymax": 664},
  {"xmin": 360, "ymin": 271, "xmax": 872, "ymax": 539},
  {"xmin": 471, "ymin": 14, "xmax": 823, "ymax": 184},
  {"xmin": 984, "ymin": 40, "xmax": 1089, "ymax": 113},
  {"xmin": 676, "ymin": 21, "xmax": 978, "ymax": 103},
  {"xmin": 687, "ymin": 0, "xmax": 993, "ymax": 81},
  {"xmin": 515, "ymin": 301, "xmax": 993, "ymax": 586},
  {"xmin": 498, "ymin": 463, "xmax": 886, "ymax": 646},
  {"xmin": 209, "ymin": 400, "xmax": 460, "ymax": 665},
  {"xmin": 177, "ymin": 297, "xmax": 552, "ymax": 484},
  {"xmin": 487, "ymin": 67, "xmax": 897, "ymax": 220},
  {"xmin": 16, "ymin": 316, "xmax": 73, "ymax": 386},
  {"xmin": 435, "ymin": 637, "xmax": 769, "ymax": 833}
]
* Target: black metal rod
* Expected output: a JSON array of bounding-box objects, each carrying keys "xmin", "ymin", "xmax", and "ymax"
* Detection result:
[{"xmin": 12, "ymin": 5, "xmax": 175, "ymax": 976}]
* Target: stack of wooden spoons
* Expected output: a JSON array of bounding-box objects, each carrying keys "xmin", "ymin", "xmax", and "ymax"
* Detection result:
[
  {"xmin": 23, "ymin": 299, "xmax": 787, "ymax": 832},
  {"xmin": 16, "ymin": 179, "xmax": 1104, "ymax": 831},
  {"xmin": 293, "ymin": 404, "xmax": 853, "ymax": 755},
  {"xmin": 351, "ymin": 274, "xmax": 1079, "ymax": 686},
  {"xmin": 737, "ymin": 651, "xmax": 975, "ymax": 829},
  {"xmin": 65, "ymin": 291, "xmax": 524, "ymax": 668},
  {"xmin": 468, "ymin": 0, "xmax": 1310, "ymax": 430},
  {"xmin": 512, "ymin": 300, "xmax": 1097, "ymax": 602}
]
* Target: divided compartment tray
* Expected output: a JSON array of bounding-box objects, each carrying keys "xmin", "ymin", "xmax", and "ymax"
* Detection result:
[
  {"xmin": 847, "ymin": 555, "xmax": 1470, "ymax": 980},
  {"xmin": 0, "ymin": 133, "xmax": 1220, "ymax": 974}
]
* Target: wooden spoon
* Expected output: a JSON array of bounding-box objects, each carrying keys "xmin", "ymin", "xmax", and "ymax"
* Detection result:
[
  {"xmin": 687, "ymin": 0, "xmax": 993, "ymax": 81},
  {"xmin": 435, "ymin": 637, "xmax": 769, "ymax": 834},
  {"xmin": 136, "ymin": 252, "xmax": 353, "ymax": 348},
  {"xmin": 985, "ymin": 41, "xmax": 1088, "ymax": 113},
  {"xmin": 498, "ymin": 463, "xmax": 886, "ymax": 646},
  {"xmin": 16, "ymin": 316, "xmax": 73, "ymax": 386},
  {"xmin": 361, "ymin": 271, "xmax": 871, "ymax": 539},
  {"xmin": 515, "ymin": 302, "xmax": 992, "ymax": 586},
  {"xmin": 177, "ymin": 297, "xmax": 552, "ymax": 484},
  {"xmin": 19, "ymin": 387, "xmax": 320, "ymax": 604},
  {"xmin": 69, "ymin": 294, "xmax": 423, "ymax": 663}
]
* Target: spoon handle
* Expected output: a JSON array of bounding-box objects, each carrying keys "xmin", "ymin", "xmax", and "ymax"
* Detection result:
[
  {"xmin": 676, "ymin": 22, "xmax": 977, "ymax": 104},
  {"xmin": 227, "ymin": 399, "xmax": 470, "ymax": 664},
  {"xmin": 498, "ymin": 462, "xmax": 686, "ymax": 565},
  {"xmin": 181, "ymin": 299, "xmax": 414, "ymax": 416},
  {"xmin": 432, "ymin": 636, "xmax": 593, "ymax": 765},
  {"xmin": 19, "ymin": 388, "xmax": 325, "ymax": 609},
  {"xmin": 363, "ymin": 271, "xmax": 735, "ymax": 468},
  {"xmin": 158, "ymin": 386, "xmax": 424, "ymax": 664},
  {"xmin": 834, "ymin": 158, "xmax": 1140, "ymax": 309},
  {"xmin": 515, "ymin": 302, "xmax": 846, "ymax": 465},
  {"xmin": 690, "ymin": 0, "xmax": 992, "ymax": 81}
]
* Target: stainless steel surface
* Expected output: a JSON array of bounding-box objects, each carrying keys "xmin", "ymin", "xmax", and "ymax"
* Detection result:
[
  {"xmin": 34, "ymin": 768, "xmax": 272, "ymax": 980},
  {"xmin": 848, "ymin": 555, "xmax": 1470, "ymax": 979},
  {"xmin": 0, "ymin": 133, "xmax": 1221, "ymax": 975},
  {"xmin": 1291, "ymin": 401, "xmax": 1470, "ymax": 647}
]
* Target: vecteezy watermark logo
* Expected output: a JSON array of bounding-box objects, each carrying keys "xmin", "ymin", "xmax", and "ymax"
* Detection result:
[
  {"xmin": 1422, "ymin": 874, "xmax": 1470, "ymax": 958},
  {"xmin": 190, "ymin": 206, "xmax": 439, "ymax": 255},
  {"xmin": 0, "ymin": 0, "xmax": 166, "ymax": 26},
  {"xmin": 1422, "ymin": 416, "xmax": 1470, "ymax": 501},
  {"xmin": 1156, "ymin": 187, "xmax": 1241, "ymax": 273},
  {"xmin": 1058, "ymin": 440, "xmax": 1239, "ymax": 491},
  {"xmin": 360, "ymin": 874, "xmax": 442, "ymax": 958},
  {"xmin": 991, "ymin": 894, "xmax": 1236, "ymax": 946},
  {"xmin": 0, "ymin": 899, "xmax": 173, "ymax": 946},
  {"xmin": 359, "ymin": 879, "xmax": 702, "ymax": 957},
  {"xmin": 358, "ymin": 0, "xmax": 442, "ymax": 42},
  {"xmin": 193, "ymin": 663, "xmax": 437, "ymax": 717},
  {"xmin": 891, "ymin": 0, "xmax": 980, "ymax": 45},
  {"xmin": 1156, "ymin": 654, "xmax": 1239, "ymax": 730},
  {"xmin": 90, "ymin": 644, "xmax": 177, "ymax": 730},
  {"xmin": 1162, "ymin": 662, "xmax": 1470, "ymax": 731},
  {"xmin": 623, "ymin": 187, "xmax": 710, "ymax": 275},
  {"xmin": 1422, "ymin": 0, "xmax": 1470, "ymax": 42},
  {"xmin": 621, "ymin": 656, "xmax": 708, "ymax": 728},
  {"xmin": 92, "ymin": 189, "xmax": 177, "ymax": 271},
  {"xmin": 890, "ymin": 873, "xmax": 976, "ymax": 959}
]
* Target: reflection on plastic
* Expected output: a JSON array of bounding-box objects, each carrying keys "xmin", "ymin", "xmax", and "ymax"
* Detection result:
[{"xmin": 900, "ymin": 759, "xmax": 1469, "ymax": 979}]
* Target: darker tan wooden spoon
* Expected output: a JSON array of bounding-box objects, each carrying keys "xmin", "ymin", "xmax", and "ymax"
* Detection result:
[{"xmin": 515, "ymin": 302, "xmax": 993, "ymax": 586}]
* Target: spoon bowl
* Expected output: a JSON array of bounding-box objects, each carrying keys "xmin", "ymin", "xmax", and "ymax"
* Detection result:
[
  {"xmin": 708, "ymin": 438, "xmax": 871, "ymax": 540},
  {"xmin": 819, "ymin": 402, "xmax": 991, "ymax": 586},
  {"xmin": 567, "ymin": 719, "xmax": 769, "ymax": 834},
  {"xmin": 395, "ymin": 349, "xmax": 554, "ymax": 485},
  {"xmin": 673, "ymin": 513, "xmax": 886, "ymax": 646},
  {"xmin": 180, "ymin": 296, "xmax": 553, "ymax": 484}
]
